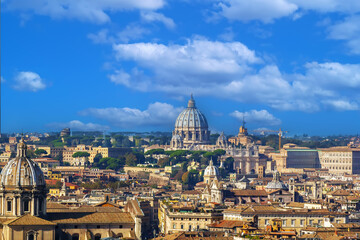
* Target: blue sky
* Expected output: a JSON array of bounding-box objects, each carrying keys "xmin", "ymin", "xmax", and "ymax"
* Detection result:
[{"xmin": 2, "ymin": 0, "xmax": 360, "ymax": 136}]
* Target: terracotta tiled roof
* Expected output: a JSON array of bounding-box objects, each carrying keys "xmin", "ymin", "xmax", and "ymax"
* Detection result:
[
  {"xmin": 231, "ymin": 189, "xmax": 268, "ymax": 197},
  {"xmin": 47, "ymin": 212, "xmax": 134, "ymax": 224},
  {"xmin": 5, "ymin": 214, "xmax": 56, "ymax": 226},
  {"xmin": 327, "ymin": 190, "xmax": 351, "ymax": 196},
  {"xmin": 286, "ymin": 202, "xmax": 305, "ymax": 208},
  {"xmin": 208, "ymin": 220, "xmax": 248, "ymax": 228},
  {"xmin": 47, "ymin": 202, "xmax": 69, "ymax": 209}
]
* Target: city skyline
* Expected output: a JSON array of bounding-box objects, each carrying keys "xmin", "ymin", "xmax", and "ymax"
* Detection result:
[{"xmin": 2, "ymin": 0, "xmax": 360, "ymax": 136}]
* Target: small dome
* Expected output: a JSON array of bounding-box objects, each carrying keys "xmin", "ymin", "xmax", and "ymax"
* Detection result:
[
  {"xmin": 216, "ymin": 132, "xmax": 227, "ymax": 147},
  {"xmin": 0, "ymin": 138, "xmax": 45, "ymax": 187},
  {"xmin": 266, "ymin": 171, "xmax": 288, "ymax": 190},
  {"xmin": 204, "ymin": 160, "xmax": 219, "ymax": 177},
  {"xmin": 175, "ymin": 95, "xmax": 208, "ymax": 129}
]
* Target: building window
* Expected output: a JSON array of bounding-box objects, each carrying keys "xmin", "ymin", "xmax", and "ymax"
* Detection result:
[
  {"xmin": 265, "ymin": 219, "xmax": 269, "ymax": 225},
  {"xmin": 23, "ymin": 199, "xmax": 30, "ymax": 212},
  {"xmin": 94, "ymin": 234, "xmax": 101, "ymax": 240},
  {"xmin": 173, "ymin": 224, "xmax": 176, "ymax": 229},
  {"xmin": 72, "ymin": 234, "xmax": 79, "ymax": 240},
  {"xmin": 39, "ymin": 198, "xmax": 43, "ymax": 213},
  {"xmin": 27, "ymin": 232, "xmax": 35, "ymax": 240},
  {"xmin": 300, "ymin": 220, "xmax": 304, "ymax": 227},
  {"xmin": 7, "ymin": 200, "xmax": 12, "ymax": 212},
  {"xmin": 282, "ymin": 220, "xmax": 286, "ymax": 227},
  {"xmin": 309, "ymin": 220, "xmax": 313, "ymax": 226},
  {"xmin": 97, "ymin": 225, "xmax": 100, "ymax": 229},
  {"xmin": 291, "ymin": 219, "xmax": 295, "ymax": 227},
  {"xmin": 119, "ymin": 225, "xmax": 123, "ymax": 228}
]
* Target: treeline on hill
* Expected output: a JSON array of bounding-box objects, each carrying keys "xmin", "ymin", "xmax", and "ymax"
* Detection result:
[
  {"xmin": 253, "ymin": 134, "xmax": 350, "ymax": 150},
  {"xmin": 17, "ymin": 133, "xmax": 223, "ymax": 148}
]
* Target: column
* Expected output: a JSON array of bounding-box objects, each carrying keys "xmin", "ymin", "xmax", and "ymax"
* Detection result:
[
  {"xmin": 31, "ymin": 197, "xmax": 35, "ymax": 215},
  {"xmin": 13, "ymin": 197, "xmax": 16, "ymax": 216}
]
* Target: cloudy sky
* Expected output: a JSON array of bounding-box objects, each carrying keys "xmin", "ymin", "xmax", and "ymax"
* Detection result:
[{"xmin": 2, "ymin": 0, "xmax": 360, "ymax": 135}]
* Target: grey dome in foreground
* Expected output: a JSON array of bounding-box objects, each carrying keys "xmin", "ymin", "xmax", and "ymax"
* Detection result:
[{"xmin": 0, "ymin": 138, "xmax": 45, "ymax": 187}]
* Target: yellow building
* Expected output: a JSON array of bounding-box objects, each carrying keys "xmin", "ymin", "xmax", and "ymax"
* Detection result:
[
  {"xmin": 49, "ymin": 188, "xmax": 60, "ymax": 197},
  {"xmin": 47, "ymin": 170, "xmax": 62, "ymax": 180},
  {"xmin": 37, "ymin": 146, "xmax": 64, "ymax": 158}
]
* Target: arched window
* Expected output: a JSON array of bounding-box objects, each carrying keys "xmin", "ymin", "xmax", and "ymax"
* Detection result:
[
  {"xmin": 27, "ymin": 231, "xmax": 36, "ymax": 240},
  {"xmin": 94, "ymin": 234, "xmax": 101, "ymax": 240},
  {"xmin": 71, "ymin": 234, "xmax": 79, "ymax": 240}
]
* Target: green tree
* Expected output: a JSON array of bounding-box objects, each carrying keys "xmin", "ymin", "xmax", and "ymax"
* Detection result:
[
  {"xmin": 125, "ymin": 153, "xmax": 138, "ymax": 166},
  {"xmin": 93, "ymin": 153, "xmax": 102, "ymax": 167},
  {"xmin": 54, "ymin": 152, "xmax": 63, "ymax": 163},
  {"xmin": 158, "ymin": 157, "xmax": 170, "ymax": 168},
  {"xmin": 35, "ymin": 149, "xmax": 48, "ymax": 156},
  {"xmin": 72, "ymin": 152, "xmax": 90, "ymax": 158},
  {"xmin": 26, "ymin": 149, "xmax": 36, "ymax": 159},
  {"xmin": 145, "ymin": 149, "xmax": 165, "ymax": 155},
  {"xmin": 181, "ymin": 172, "xmax": 190, "ymax": 184}
]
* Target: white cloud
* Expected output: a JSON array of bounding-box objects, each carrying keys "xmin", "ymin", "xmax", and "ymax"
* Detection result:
[
  {"xmin": 327, "ymin": 15, "xmax": 360, "ymax": 54},
  {"xmin": 230, "ymin": 109, "xmax": 282, "ymax": 126},
  {"xmin": 88, "ymin": 29, "xmax": 112, "ymax": 44},
  {"xmin": 322, "ymin": 100, "xmax": 359, "ymax": 111},
  {"xmin": 290, "ymin": 0, "xmax": 360, "ymax": 14},
  {"xmin": 80, "ymin": 102, "xmax": 183, "ymax": 128},
  {"xmin": 215, "ymin": 0, "xmax": 360, "ymax": 23},
  {"xmin": 4, "ymin": 0, "xmax": 165, "ymax": 24},
  {"xmin": 109, "ymin": 38, "xmax": 360, "ymax": 112},
  {"xmin": 140, "ymin": 11, "xmax": 176, "ymax": 29},
  {"xmin": 1, "ymin": 76, "xmax": 5, "ymax": 83},
  {"xmin": 112, "ymin": 39, "xmax": 261, "ymax": 91},
  {"xmin": 299, "ymin": 62, "xmax": 360, "ymax": 89},
  {"xmin": 88, "ymin": 25, "xmax": 150, "ymax": 44},
  {"xmin": 13, "ymin": 71, "xmax": 46, "ymax": 92},
  {"xmin": 48, "ymin": 120, "xmax": 109, "ymax": 131},
  {"xmin": 217, "ymin": 0, "xmax": 298, "ymax": 23}
]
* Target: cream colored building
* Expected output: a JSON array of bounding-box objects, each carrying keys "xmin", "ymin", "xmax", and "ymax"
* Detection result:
[
  {"xmin": 223, "ymin": 205, "xmax": 348, "ymax": 231},
  {"xmin": 63, "ymin": 145, "xmax": 131, "ymax": 166},
  {"xmin": 158, "ymin": 201, "xmax": 223, "ymax": 234},
  {"xmin": 318, "ymin": 147, "xmax": 360, "ymax": 175}
]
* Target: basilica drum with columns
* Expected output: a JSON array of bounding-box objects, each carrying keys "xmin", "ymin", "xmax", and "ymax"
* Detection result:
[{"xmin": 171, "ymin": 95, "xmax": 210, "ymax": 148}]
